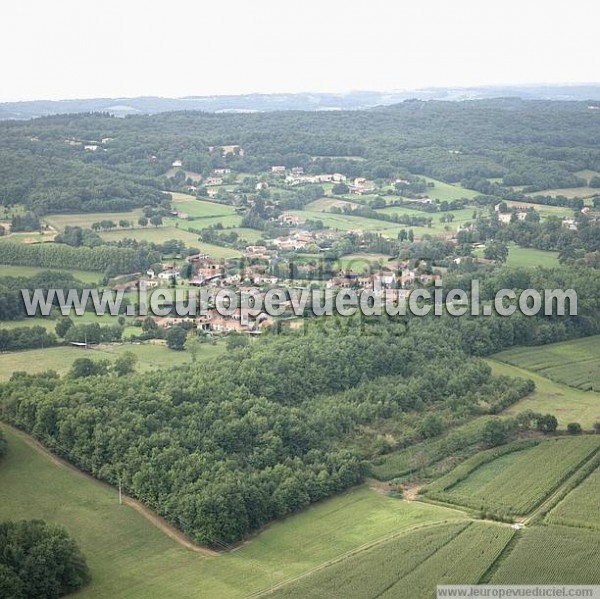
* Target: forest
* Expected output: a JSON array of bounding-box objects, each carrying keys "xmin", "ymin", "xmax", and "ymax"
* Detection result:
[
  {"xmin": 2, "ymin": 99, "xmax": 600, "ymax": 213},
  {"xmin": 1, "ymin": 266, "xmax": 600, "ymax": 546}
]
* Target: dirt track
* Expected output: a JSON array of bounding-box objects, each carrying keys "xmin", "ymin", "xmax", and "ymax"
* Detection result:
[{"xmin": 5, "ymin": 424, "xmax": 218, "ymax": 556}]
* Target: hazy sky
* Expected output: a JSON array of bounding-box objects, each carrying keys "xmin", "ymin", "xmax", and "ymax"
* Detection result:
[{"xmin": 2, "ymin": 0, "xmax": 597, "ymax": 101}]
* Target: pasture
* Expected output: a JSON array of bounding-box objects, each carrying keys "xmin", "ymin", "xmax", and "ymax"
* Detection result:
[
  {"xmin": 420, "ymin": 177, "xmax": 479, "ymax": 201},
  {"xmin": 291, "ymin": 209, "xmax": 431, "ymax": 239},
  {"xmin": 488, "ymin": 359, "xmax": 600, "ymax": 429},
  {"xmin": 493, "ymin": 335, "xmax": 600, "ymax": 392},
  {"xmin": 0, "ymin": 426, "xmax": 460, "ymax": 599},
  {"xmin": 44, "ymin": 210, "xmax": 145, "ymax": 231},
  {"xmin": 172, "ymin": 198, "xmax": 237, "ymax": 219},
  {"xmin": 0, "ymin": 264, "xmax": 101, "ymax": 284},
  {"xmin": 526, "ymin": 187, "xmax": 600, "ymax": 200},
  {"xmin": 424, "ymin": 437, "xmax": 600, "ymax": 516},
  {"xmin": 265, "ymin": 522, "xmax": 513, "ymax": 599},
  {"xmin": 0, "ymin": 342, "xmax": 224, "ymax": 380},
  {"xmin": 505, "ymin": 245, "xmax": 559, "ymax": 268},
  {"xmin": 99, "ymin": 225, "xmax": 201, "ymax": 245}
]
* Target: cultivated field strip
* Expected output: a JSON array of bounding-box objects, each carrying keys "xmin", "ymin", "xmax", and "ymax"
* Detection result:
[
  {"xmin": 423, "ymin": 437, "xmax": 600, "ymax": 516},
  {"xmin": 262, "ymin": 522, "xmax": 514, "ymax": 599}
]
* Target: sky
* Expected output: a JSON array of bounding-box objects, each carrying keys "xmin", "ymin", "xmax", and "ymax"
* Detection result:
[{"xmin": 1, "ymin": 0, "xmax": 597, "ymax": 102}]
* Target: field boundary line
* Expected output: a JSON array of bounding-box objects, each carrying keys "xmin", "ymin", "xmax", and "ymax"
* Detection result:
[
  {"xmin": 524, "ymin": 443, "xmax": 600, "ymax": 526},
  {"xmin": 245, "ymin": 518, "xmax": 470, "ymax": 599},
  {"xmin": 0, "ymin": 423, "xmax": 219, "ymax": 556}
]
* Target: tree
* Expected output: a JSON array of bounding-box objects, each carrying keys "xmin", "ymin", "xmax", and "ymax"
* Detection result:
[
  {"xmin": 536, "ymin": 413, "xmax": 558, "ymax": 434},
  {"xmin": 594, "ymin": 421, "xmax": 600, "ymax": 434},
  {"xmin": 149, "ymin": 215, "xmax": 163, "ymax": 228},
  {"xmin": 184, "ymin": 334, "xmax": 203, "ymax": 362},
  {"xmin": 567, "ymin": 422, "xmax": 582, "ymax": 435},
  {"xmin": 484, "ymin": 241, "xmax": 509, "ymax": 263},
  {"xmin": 141, "ymin": 317, "xmax": 158, "ymax": 333},
  {"xmin": 113, "ymin": 351, "xmax": 137, "ymax": 376},
  {"xmin": 482, "ymin": 418, "xmax": 509, "ymax": 447},
  {"xmin": 55, "ymin": 317, "xmax": 74, "ymax": 338},
  {"xmin": 226, "ymin": 333, "xmax": 249, "ymax": 350},
  {"xmin": 0, "ymin": 520, "xmax": 90, "ymax": 599},
  {"xmin": 69, "ymin": 358, "xmax": 109, "ymax": 378},
  {"xmin": 166, "ymin": 326, "xmax": 187, "ymax": 350},
  {"xmin": 137, "ymin": 217, "xmax": 149, "ymax": 227}
]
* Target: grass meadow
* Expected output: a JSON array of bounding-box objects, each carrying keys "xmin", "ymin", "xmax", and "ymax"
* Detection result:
[{"xmin": 0, "ymin": 426, "xmax": 460, "ymax": 599}]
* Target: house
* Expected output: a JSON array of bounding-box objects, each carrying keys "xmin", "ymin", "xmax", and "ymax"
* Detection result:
[
  {"xmin": 332, "ymin": 173, "xmax": 347, "ymax": 183},
  {"xmin": 278, "ymin": 212, "xmax": 304, "ymax": 226},
  {"xmin": 498, "ymin": 213, "xmax": 512, "ymax": 224},
  {"xmin": 172, "ymin": 160, "xmax": 183, "ymax": 168},
  {"xmin": 256, "ymin": 182, "xmax": 269, "ymax": 191},
  {"xmin": 146, "ymin": 269, "xmax": 156, "ymax": 279},
  {"xmin": 213, "ymin": 168, "xmax": 231, "ymax": 175},
  {"xmin": 84, "ymin": 144, "xmax": 99, "ymax": 152},
  {"xmin": 291, "ymin": 167, "xmax": 304, "ymax": 175},
  {"xmin": 271, "ymin": 165, "xmax": 286, "ymax": 173},
  {"xmin": 563, "ymin": 218, "xmax": 578, "ymax": 231},
  {"xmin": 205, "ymin": 177, "xmax": 223, "ymax": 186},
  {"xmin": 157, "ymin": 269, "xmax": 181, "ymax": 280}
]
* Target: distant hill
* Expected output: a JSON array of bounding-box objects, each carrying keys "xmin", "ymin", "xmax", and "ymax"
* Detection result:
[{"xmin": 2, "ymin": 84, "xmax": 600, "ymax": 120}]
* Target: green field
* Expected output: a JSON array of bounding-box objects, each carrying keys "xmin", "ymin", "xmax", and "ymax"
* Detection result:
[
  {"xmin": 265, "ymin": 522, "xmax": 513, "ymax": 599},
  {"xmin": 473, "ymin": 243, "xmax": 559, "ymax": 268},
  {"xmin": 547, "ymin": 463, "xmax": 600, "ymax": 530},
  {"xmin": 0, "ymin": 342, "xmax": 225, "ymax": 380},
  {"xmin": 505, "ymin": 245, "xmax": 559, "ymax": 268},
  {"xmin": 494, "ymin": 335, "xmax": 600, "ymax": 392},
  {"xmin": 504, "ymin": 200, "xmax": 572, "ymax": 218},
  {"xmin": 44, "ymin": 210, "xmax": 145, "ymax": 231},
  {"xmin": 99, "ymin": 225, "xmax": 201, "ymax": 245},
  {"xmin": 291, "ymin": 209, "xmax": 431, "ymax": 239},
  {"xmin": 490, "ymin": 526, "xmax": 600, "ymax": 584},
  {"xmin": 420, "ymin": 177, "xmax": 479, "ymax": 201},
  {"xmin": 335, "ymin": 253, "xmax": 392, "ymax": 271},
  {"xmin": 0, "ymin": 426, "xmax": 460, "ymax": 599},
  {"xmin": 0, "ymin": 263, "xmax": 102, "ymax": 283},
  {"xmin": 0, "ymin": 231, "xmax": 56, "ymax": 244},
  {"xmin": 488, "ymin": 359, "xmax": 600, "ymax": 429},
  {"xmin": 526, "ymin": 187, "xmax": 600, "ymax": 200},
  {"xmin": 172, "ymin": 199, "xmax": 237, "ymax": 219},
  {"xmin": 424, "ymin": 437, "xmax": 600, "ymax": 516}
]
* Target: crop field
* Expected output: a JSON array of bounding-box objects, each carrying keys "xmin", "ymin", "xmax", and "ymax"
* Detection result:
[
  {"xmin": 490, "ymin": 526, "xmax": 600, "ymax": 584},
  {"xmin": 43, "ymin": 210, "xmax": 145, "ymax": 231},
  {"xmin": 265, "ymin": 522, "xmax": 513, "ymax": 599},
  {"xmin": 370, "ymin": 417, "xmax": 494, "ymax": 481},
  {"xmin": 493, "ymin": 335, "xmax": 600, "ymax": 392},
  {"xmin": 488, "ymin": 360, "xmax": 600, "ymax": 429},
  {"xmin": 0, "ymin": 342, "xmax": 223, "ymax": 380},
  {"xmin": 546, "ymin": 463, "xmax": 600, "ymax": 530},
  {"xmin": 0, "ymin": 426, "xmax": 460, "ymax": 599},
  {"xmin": 99, "ymin": 225, "xmax": 201, "ymax": 245},
  {"xmin": 169, "ymin": 191, "xmax": 199, "ymax": 203},
  {"xmin": 424, "ymin": 437, "xmax": 600, "ymax": 516}
]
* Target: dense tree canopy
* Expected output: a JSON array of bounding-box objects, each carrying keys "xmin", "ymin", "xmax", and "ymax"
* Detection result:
[{"xmin": 0, "ymin": 520, "xmax": 90, "ymax": 599}]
